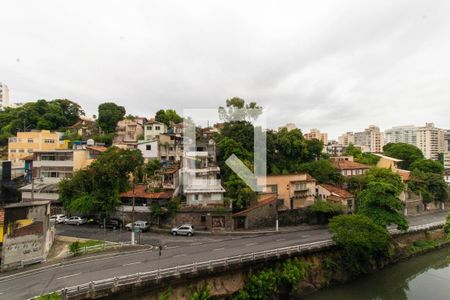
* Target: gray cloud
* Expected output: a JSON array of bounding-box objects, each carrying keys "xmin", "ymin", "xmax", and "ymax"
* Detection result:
[{"xmin": 1, "ymin": 0, "xmax": 450, "ymax": 139}]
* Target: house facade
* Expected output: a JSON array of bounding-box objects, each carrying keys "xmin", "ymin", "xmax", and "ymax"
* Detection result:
[
  {"xmin": 331, "ymin": 156, "xmax": 370, "ymax": 177},
  {"xmin": 258, "ymin": 173, "xmax": 316, "ymax": 209},
  {"xmin": 144, "ymin": 120, "xmax": 167, "ymax": 141},
  {"xmin": 113, "ymin": 118, "xmax": 146, "ymax": 148},
  {"xmin": 316, "ymin": 184, "xmax": 355, "ymax": 212},
  {"xmin": 8, "ymin": 131, "xmax": 69, "ymax": 166}
]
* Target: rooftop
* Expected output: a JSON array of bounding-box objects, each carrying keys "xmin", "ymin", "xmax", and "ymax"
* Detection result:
[
  {"xmin": 333, "ymin": 159, "xmax": 370, "ymax": 170},
  {"xmin": 120, "ymin": 184, "xmax": 174, "ymax": 199},
  {"xmin": 319, "ymin": 184, "xmax": 353, "ymax": 198},
  {"xmin": 233, "ymin": 195, "xmax": 278, "ymax": 217}
]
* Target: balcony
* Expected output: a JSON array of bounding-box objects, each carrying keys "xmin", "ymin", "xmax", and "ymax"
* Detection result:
[{"xmin": 33, "ymin": 160, "xmax": 74, "ymax": 168}]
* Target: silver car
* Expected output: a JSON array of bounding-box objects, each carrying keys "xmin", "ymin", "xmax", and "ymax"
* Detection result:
[
  {"xmin": 171, "ymin": 224, "xmax": 195, "ymax": 236},
  {"xmin": 64, "ymin": 216, "xmax": 87, "ymax": 226},
  {"xmin": 125, "ymin": 220, "xmax": 150, "ymax": 232}
]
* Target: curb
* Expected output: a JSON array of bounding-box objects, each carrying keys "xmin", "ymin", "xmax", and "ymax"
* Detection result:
[{"xmin": 0, "ymin": 245, "xmax": 153, "ymax": 283}]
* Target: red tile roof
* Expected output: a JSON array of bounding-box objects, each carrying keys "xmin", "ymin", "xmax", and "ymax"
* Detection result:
[
  {"xmin": 319, "ymin": 184, "xmax": 353, "ymax": 198},
  {"xmin": 233, "ymin": 195, "xmax": 277, "ymax": 217},
  {"xmin": 397, "ymin": 169, "xmax": 411, "ymax": 182},
  {"xmin": 333, "ymin": 160, "xmax": 370, "ymax": 170},
  {"xmin": 120, "ymin": 184, "xmax": 173, "ymax": 199}
]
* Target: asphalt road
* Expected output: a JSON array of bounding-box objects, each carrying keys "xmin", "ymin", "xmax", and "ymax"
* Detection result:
[{"xmin": 0, "ymin": 211, "xmax": 447, "ymax": 300}]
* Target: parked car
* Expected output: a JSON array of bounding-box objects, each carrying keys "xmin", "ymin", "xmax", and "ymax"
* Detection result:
[
  {"xmin": 125, "ymin": 220, "xmax": 150, "ymax": 232},
  {"xmin": 171, "ymin": 224, "xmax": 195, "ymax": 236},
  {"xmin": 99, "ymin": 218, "xmax": 122, "ymax": 230},
  {"xmin": 50, "ymin": 214, "xmax": 67, "ymax": 224},
  {"xmin": 64, "ymin": 216, "xmax": 87, "ymax": 226}
]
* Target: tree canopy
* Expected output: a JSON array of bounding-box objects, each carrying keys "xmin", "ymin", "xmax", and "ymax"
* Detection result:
[
  {"xmin": 97, "ymin": 102, "xmax": 126, "ymax": 133},
  {"xmin": 59, "ymin": 147, "xmax": 143, "ymax": 214},
  {"xmin": 155, "ymin": 109, "xmax": 183, "ymax": 127},
  {"xmin": 329, "ymin": 214, "xmax": 391, "ymax": 275},
  {"xmin": 410, "ymin": 159, "xmax": 444, "ymax": 175},
  {"xmin": 0, "ymin": 99, "xmax": 84, "ymax": 145},
  {"xmin": 344, "ymin": 144, "xmax": 380, "ymax": 165},
  {"xmin": 383, "ymin": 143, "xmax": 424, "ymax": 169}
]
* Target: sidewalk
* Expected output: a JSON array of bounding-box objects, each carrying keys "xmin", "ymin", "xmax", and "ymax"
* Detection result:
[{"xmin": 150, "ymin": 224, "xmax": 327, "ymax": 235}]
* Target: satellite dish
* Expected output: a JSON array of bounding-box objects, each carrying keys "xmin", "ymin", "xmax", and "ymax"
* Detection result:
[{"xmin": 87, "ymin": 139, "xmax": 95, "ymax": 146}]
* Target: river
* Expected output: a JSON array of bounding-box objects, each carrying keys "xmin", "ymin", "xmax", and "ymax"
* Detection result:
[{"xmin": 299, "ymin": 247, "xmax": 450, "ymax": 300}]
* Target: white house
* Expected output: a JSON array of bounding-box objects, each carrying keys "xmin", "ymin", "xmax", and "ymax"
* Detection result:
[
  {"xmin": 144, "ymin": 120, "xmax": 167, "ymax": 141},
  {"xmin": 137, "ymin": 140, "xmax": 159, "ymax": 161}
]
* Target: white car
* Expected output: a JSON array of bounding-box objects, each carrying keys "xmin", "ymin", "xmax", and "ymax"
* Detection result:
[
  {"xmin": 50, "ymin": 214, "xmax": 67, "ymax": 224},
  {"xmin": 64, "ymin": 216, "xmax": 87, "ymax": 226},
  {"xmin": 125, "ymin": 221, "xmax": 150, "ymax": 232},
  {"xmin": 171, "ymin": 224, "xmax": 195, "ymax": 236}
]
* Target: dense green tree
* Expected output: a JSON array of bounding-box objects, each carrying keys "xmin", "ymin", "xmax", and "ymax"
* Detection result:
[
  {"xmin": 344, "ymin": 144, "xmax": 380, "ymax": 165},
  {"xmin": 0, "ymin": 99, "xmax": 84, "ymax": 144},
  {"xmin": 410, "ymin": 159, "xmax": 444, "ymax": 175},
  {"xmin": 358, "ymin": 181, "xmax": 408, "ymax": 231},
  {"xmin": 218, "ymin": 97, "xmax": 262, "ymax": 122},
  {"xmin": 155, "ymin": 109, "xmax": 183, "ymax": 127},
  {"xmin": 347, "ymin": 167, "xmax": 404, "ymax": 195},
  {"xmin": 92, "ymin": 133, "xmax": 115, "ymax": 146},
  {"xmin": 408, "ymin": 170, "xmax": 448, "ymax": 203},
  {"xmin": 383, "ymin": 143, "xmax": 424, "ymax": 169},
  {"xmin": 329, "ymin": 214, "xmax": 391, "ymax": 275},
  {"xmin": 97, "ymin": 102, "xmax": 126, "ymax": 133},
  {"xmin": 59, "ymin": 147, "xmax": 143, "ymax": 214}
]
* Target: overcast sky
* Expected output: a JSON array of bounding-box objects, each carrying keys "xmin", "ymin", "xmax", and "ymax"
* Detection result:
[{"xmin": 1, "ymin": 0, "xmax": 450, "ymax": 139}]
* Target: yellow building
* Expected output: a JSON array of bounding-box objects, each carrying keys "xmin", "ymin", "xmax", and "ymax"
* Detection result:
[
  {"xmin": 257, "ymin": 173, "xmax": 317, "ymax": 209},
  {"xmin": 8, "ymin": 130, "xmax": 69, "ymax": 165}
]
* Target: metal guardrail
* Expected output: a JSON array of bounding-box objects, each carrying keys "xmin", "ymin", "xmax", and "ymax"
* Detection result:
[{"xmin": 43, "ymin": 220, "xmax": 446, "ymax": 299}]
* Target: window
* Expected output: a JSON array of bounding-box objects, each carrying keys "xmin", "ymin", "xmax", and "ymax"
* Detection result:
[
  {"xmin": 27, "ymin": 138, "xmax": 34, "ymax": 143},
  {"xmin": 28, "ymin": 149, "xmax": 33, "ymax": 153},
  {"xmin": 155, "ymin": 126, "xmax": 160, "ymax": 130},
  {"xmin": 10, "ymin": 149, "xmax": 16, "ymax": 153},
  {"xmin": 147, "ymin": 125, "xmax": 152, "ymax": 130},
  {"xmin": 201, "ymin": 215, "xmax": 206, "ymax": 223},
  {"xmin": 44, "ymin": 139, "xmax": 55, "ymax": 144},
  {"xmin": 146, "ymin": 145, "xmax": 152, "ymax": 151},
  {"xmin": 194, "ymin": 194, "xmax": 199, "ymax": 201},
  {"xmin": 267, "ymin": 184, "xmax": 278, "ymax": 193},
  {"xmin": 18, "ymin": 149, "xmax": 25, "ymax": 153}
]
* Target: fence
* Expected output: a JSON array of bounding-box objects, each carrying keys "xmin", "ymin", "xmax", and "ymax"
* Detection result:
[{"xmin": 44, "ymin": 220, "xmax": 448, "ymax": 299}]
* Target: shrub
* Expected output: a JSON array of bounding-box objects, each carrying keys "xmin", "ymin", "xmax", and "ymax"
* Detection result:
[
  {"xmin": 190, "ymin": 286, "xmax": 210, "ymax": 300},
  {"xmin": 69, "ymin": 241, "xmax": 81, "ymax": 256},
  {"xmin": 329, "ymin": 214, "xmax": 391, "ymax": 276}
]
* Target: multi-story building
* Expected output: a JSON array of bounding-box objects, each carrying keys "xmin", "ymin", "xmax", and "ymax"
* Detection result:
[
  {"xmin": 338, "ymin": 132, "xmax": 355, "ymax": 147},
  {"xmin": 384, "ymin": 125, "xmax": 417, "ymax": 145},
  {"xmin": 257, "ymin": 173, "xmax": 316, "ymax": 209},
  {"xmin": 20, "ymin": 143, "xmax": 106, "ymax": 206},
  {"xmin": 182, "ymin": 141, "xmax": 225, "ymax": 206},
  {"xmin": 144, "ymin": 120, "xmax": 167, "ymax": 141},
  {"xmin": 0, "ymin": 82, "xmax": 9, "ymax": 110},
  {"xmin": 137, "ymin": 134, "xmax": 183, "ymax": 163},
  {"xmin": 113, "ymin": 117, "xmax": 146, "ymax": 148},
  {"xmin": 304, "ymin": 128, "xmax": 328, "ymax": 145},
  {"xmin": 353, "ymin": 125, "xmax": 384, "ymax": 153},
  {"xmin": 8, "ymin": 130, "xmax": 69, "ymax": 166},
  {"xmin": 416, "ymin": 123, "xmax": 445, "ymax": 160},
  {"xmin": 68, "ymin": 116, "xmax": 98, "ymax": 139}
]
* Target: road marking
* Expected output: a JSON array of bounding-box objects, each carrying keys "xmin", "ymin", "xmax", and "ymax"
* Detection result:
[
  {"xmin": 191, "ymin": 242, "xmax": 203, "ymax": 246},
  {"xmin": 245, "ymin": 243, "xmax": 257, "ymax": 247},
  {"xmin": 213, "ymin": 247, "xmax": 225, "ymax": 251},
  {"xmin": 57, "ymin": 272, "xmax": 81, "ymax": 280},
  {"xmin": 276, "ymin": 238, "xmax": 286, "ymax": 242},
  {"xmin": 173, "ymin": 254, "xmax": 187, "ymax": 258},
  {"xmin": 122, "ymin": 261, "xmax": 141, "ymax": 266}
]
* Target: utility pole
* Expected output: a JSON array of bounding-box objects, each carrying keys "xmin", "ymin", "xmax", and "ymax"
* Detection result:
[
  {"xmin": 30, "ymin": 168, "xmax": 35, "ymax": 201},
  {"xmin": 131, "ymin": 177, "xmax": 136, "ymax": 245}
]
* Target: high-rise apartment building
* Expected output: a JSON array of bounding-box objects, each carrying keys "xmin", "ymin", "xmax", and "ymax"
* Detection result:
[
  {"xmin": 352, "ymin": 125, "xmax": 383, "ymax": 153},
  {"xmin": 0, "ymin": 82, "xmax": 10, "ymax": 110},
  {"xmin": 384, "ymin": 125, "xmax": 417, "ymax": 145},
  {"xmin": 304, "ymin": 128, "xmax": 328, "ymax": 145},
  {"xmin": 338, "ymin": 132, "xmax": 355, "ymax": 147},
  {"xmin": 416, "ymin": 123, "xmax": 445, "ymax": 160}
]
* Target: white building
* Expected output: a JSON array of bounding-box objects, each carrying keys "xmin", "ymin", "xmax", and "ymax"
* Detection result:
[
  {"xmin": 137, "ymin": 140, "xmax": 159, "ymax": 161},
  {"xmin": 144, "ymin": 120, "xmax": 167, "ymax": 141},
  {"xmin": 384, "ymin": 125, "xmax": 417, "ymax": 145},
  {"xmin": 0, "ymin": 82, "xmax": 10, "ymax": 110},
  {"xmin": 416, "ymin": 123, "xmax": 445, "ymax": 160},
  {"xmin": 182, "ymin": 141, "xmax": 225, "ymax": 206}
]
